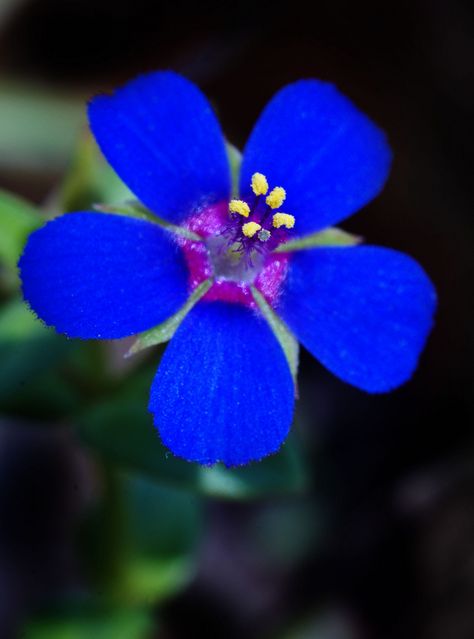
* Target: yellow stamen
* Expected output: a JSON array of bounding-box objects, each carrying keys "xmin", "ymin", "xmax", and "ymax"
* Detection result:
[
  {"xmin": 242, "ymin": 221, "xmax": 262, "ymax": 238},
  {"xmin": 229, "ymin": 199, "xmax": 250, "ymax": 218},
  {"xmin": 251, "ymin": 172, "xmax": 269, "ymax": 196},
  {"xmin": 272, "ymin": 213, "xmax": 295, "ymax": 229},
  {"xmin": 266, "ymin": 186, "xmax": 286, "ymax": 209}
]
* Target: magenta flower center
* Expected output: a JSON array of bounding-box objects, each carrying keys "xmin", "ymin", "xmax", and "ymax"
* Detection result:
[{"xmin": 179, "ymin": 172, "xmax": 295, "ymax": 307}]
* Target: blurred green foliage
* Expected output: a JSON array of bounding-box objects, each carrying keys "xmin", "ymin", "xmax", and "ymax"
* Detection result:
[
  {"xmin": 0, "ymin": 84, "xmax": 84, "ymax": 172},
  {"xmin": 22, "ymin": 606, "xmax": 155, "ymax": 639},
  {"xmin": 0, "ymin": 189, "xmax": 40, "ymax": 288}
]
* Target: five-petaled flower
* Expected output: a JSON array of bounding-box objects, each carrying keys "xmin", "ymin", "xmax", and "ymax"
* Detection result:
[{"xmin": 19, "ymin": 72, "xmax": 436, "ymax": 467}]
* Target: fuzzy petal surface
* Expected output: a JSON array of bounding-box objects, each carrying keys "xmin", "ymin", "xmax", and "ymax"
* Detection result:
[
  {"xmin": 149, "ymin": 301, "xmax": 294, "ymax": 466},
  {"xmin": 88, "ymin": 71, "xmax": 231, "ymax": 222},
  {"xmin": 277, "ymin": 246, "xmax": 436, "ymax": 392},
  {"xmin": 240, "ymin": 80, "xmax": 392, "ymax": 235},
  {"xmin": 19, "ymin": 212, "xmax": 189, "ymax": 339}
]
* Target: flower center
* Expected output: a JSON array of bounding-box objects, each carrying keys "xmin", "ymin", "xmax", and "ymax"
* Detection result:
[
  {"xmin": 181, "ymin": 172, "xmax": 295, "ymax": 307},
  {"xmin": 222, "ymin": 172, "xmax": 295, "ymax": 270}
]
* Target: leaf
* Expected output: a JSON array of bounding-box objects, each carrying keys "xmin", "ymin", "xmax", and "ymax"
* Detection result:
[
  {"xmin": 0, "ymin": 298, "xmax": 73, "ymax": 403},
  {"xmin": 277, "ymin": 610, "xmax": 356, "ymax": 639},
  {"xmin": 251, "ymin": 285, "xmax": 299, "ymax": 388},
  {"xmin": 128, "ymin": 279, "xmax": 213, "ymax": 355},
  {"xmin": 0, "ymin": 84, "xmax": 84, "ymax": 172},
  {"xmin": 275, "ymin": 226, "xmax": 361, "ymax": 252},
  {"xmin": 117, "ymin": 474, "xmax": 202, "ymax": 603},
  {"xmin": 22, "ymin": 606, "xmax": 154, "ymax": 639},
  {"xmin": 57, "ymin": 132, "xmax": 133, "ymax": 213},
  {"xmin": 0, "ymin": 189, "xmax": 41, "ymax": 288},
  {"xmin": 197, "ymin": 441, "xmax": 307, "ymax": 499},
  {"xmin": 77, "ymin": 368, "xmax": 307, "ymax": 500},
  {"xmin": 225, "ymin": 141, "xmax": 242, "ymax": 197}
]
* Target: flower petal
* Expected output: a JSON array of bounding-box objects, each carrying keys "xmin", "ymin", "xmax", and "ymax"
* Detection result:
[
  {"xmin": 277, "ymin": 247, "xmax": 436, "ymax": 392},
  {"xmin": 88, "ymin": 71, "xmax": 231, "ymax": 222},
  {"xmin": 149, "ymin": 301, "xmax": 294, "ymax": 466},
  {"xmin": 19, "ymin": 212, "xmax": 189, "ymax": 339},
  {"xmin": 240, "ymin": 80, "xmax": 392, "ymax": 235}
]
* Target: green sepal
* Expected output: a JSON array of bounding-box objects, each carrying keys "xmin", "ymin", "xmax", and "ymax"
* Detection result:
[
  {"xmin": 128, "ymin": 279, "xmax": 213, "ymax": 356},
  {"xmin": 251, "ymin": 285, "xmax": 299, "ymax": 389},
  {"xmin": 225, "ymin": 141, "xmax": 242, "ymax": 197},
  {"xmin": 275, "ymin": 226, "xmax": 361, "ymax": 252},
  {"xmin": 95, "ymin": 201, "xmax": 202, "ymax": 242}
]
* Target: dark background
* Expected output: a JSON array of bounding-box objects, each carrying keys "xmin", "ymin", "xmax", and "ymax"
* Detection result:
[{"xmin": 0, "ymin": 1, "xmax": 473, "ymax": 638}]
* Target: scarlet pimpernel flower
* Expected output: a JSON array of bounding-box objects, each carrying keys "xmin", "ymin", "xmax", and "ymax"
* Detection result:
[{"xmin": 19, "ymin": 72, "xmax": 436, "ymax": 466}]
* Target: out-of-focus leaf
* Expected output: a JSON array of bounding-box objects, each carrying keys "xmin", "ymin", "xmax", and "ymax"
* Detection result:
[
  {"xmin": 79, "ymin": 465, "xmax": 201, "ymax": 605},
  {"xmin": 0, "ymin": 84, "xmax": 84, "ymax": 172},
  {"xmin": 117, "ymin": 474, "xmax": 202, "ymax": 603},
  {"xmin": 249, "ymin": 500, "xmax": 324, "ymax": 569},
  {"xmin": 128, "ymin": 279, "xmax": 212, "ymax": 355},
  {"xmin": 77, "ymin": 368, "xmax": 307, "ymax": 499},
  {"xmin": 22, "ymin": 606, "xmax": 154, "ymax": 639},
  {"xmin": 0, "ymin": 298, "xmax": 73, "ymax": 402},
  {"xmin": 251, "ymin": 285, "xmax": 299, "ymax": 388},
  {"xmin": 57, "ymin": 132, "xmax": 133, "ymax": 213},
  {"xmin": 226, "ymin": 141, "xmax": 242, "ymax": 196},
  {"xmin": 0, "ymin": 189, "xmax": 41, "ymax": 287},
  {"xmin": 198, "ymin": 440, "xmax": 306, "ymax": 499},
  {"xmin": 278, "ymin": 610, "xmax": 356, "ymax": 639},
  {"xmin": 275, "ymin": 227, "xmax": 361, "ymax": 252}
]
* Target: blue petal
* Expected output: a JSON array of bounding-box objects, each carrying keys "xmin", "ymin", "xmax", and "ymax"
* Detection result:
[
  {"xmin": 88, "ymin": 71, "xmax": 231, "ymax": 222},
  {"xmin": 240, "ymin": 80, "xmax": 392, "ymax": 235},
  {"xmin": 277, "ymin": 247, "xmax": 436, "ymax": 392},
  {"xmin": 149, "ymin": 301, "xmax": 294, "ymax": 466},
  {"xmin": 19, "ymin": 212, "xmax": 189, "ymax": 339}
]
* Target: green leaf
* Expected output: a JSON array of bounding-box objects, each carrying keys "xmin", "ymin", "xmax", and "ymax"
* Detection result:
[
  {"xmin": 197, "ymin": 441, "xmax": 307, "ymax": 499},
  {"xmin": 275, "ymin": 226, "xmax": 361, "ymax": 252},
  {"xmin": 57, "ymin": 132, "xmax": 133, "ymax": 213},
  {"xmin": 0, "ymin": 84, "xmax": 84, "ymax": 172},
  {"xmin": 77, "ymin": 368, "xmax": 307, "ymax": 500},
  {"xmin": 251, "ymin": 285, "xmax": 299, "ymax": 387},
  {"xmin": 117, "ymin": 474, "xmax": 202, "ymax": 603},
  {"xmin": 0, "ymin": 298, "xmax": 73, "ymax": 403},
  {"xmin": 22, "ymin": 606, "xmax": 154, "ymax": 639},
  {"xmin": 0, "ymin": 189, "xmax": 41, "ymax": 287},
  {"xmin": 277, "ymin": 610, "xmax": 356, "ymax": 639},
  {"xmin": 225, "ymin": 141, "xmax": 242, "ymax": 197},
  {"xmin": 128, "ymin": 279, "xmax": 213, "ymax": 355}
]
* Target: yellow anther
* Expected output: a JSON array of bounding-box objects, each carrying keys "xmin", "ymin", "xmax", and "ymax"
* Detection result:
[
  {"xmin": 251, "ymin": 172, "xmax": 269, "ymax": 196},
  {"xmin": 272, "ymin": 213, "xmax": 295, "ymax": 229},
  {"xmin": 242, "ymin": 221, "xmax": 262, "ymax": 238},
  {"xmin": 266, "ymin": 187, "xmax": 286, "ymax": 209},
  {"xmin": 229, "ymin": 199, "xmax": 250, "ymax": 218}
]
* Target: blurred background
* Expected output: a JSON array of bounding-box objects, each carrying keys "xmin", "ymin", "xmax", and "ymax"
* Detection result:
[{"xmin": 0, "ymin": 0, "xmax": 472, "ymax": 637}]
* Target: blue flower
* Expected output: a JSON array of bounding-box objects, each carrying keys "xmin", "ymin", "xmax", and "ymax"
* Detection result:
[{"xmin": 18, "ymin": 72, "xmax": 436, "ymax": 467}]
